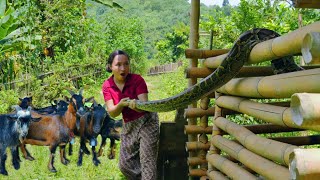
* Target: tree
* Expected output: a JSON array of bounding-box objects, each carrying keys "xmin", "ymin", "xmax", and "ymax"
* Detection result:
[{"xmin": 223, "ymin": 0, "xmax": 230, "ymax": 6}]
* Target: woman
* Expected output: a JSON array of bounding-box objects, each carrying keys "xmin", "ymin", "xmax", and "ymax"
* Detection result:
[{"xmin": 102, "ymin": 50, "xmax": 159, "ymax": 180}]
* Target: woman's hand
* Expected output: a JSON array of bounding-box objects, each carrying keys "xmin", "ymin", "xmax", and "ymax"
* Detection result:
[{"xmin": 119, "ymin": 97, "xmax": 130, "ymax": 108}]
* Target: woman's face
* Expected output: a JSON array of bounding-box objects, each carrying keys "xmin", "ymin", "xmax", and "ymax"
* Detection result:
[{"xmin": 110, "ymin": 54, "xmax": 130, "ymax": 82}]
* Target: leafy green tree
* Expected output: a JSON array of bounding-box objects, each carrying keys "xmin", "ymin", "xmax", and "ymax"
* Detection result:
[
  {"xmin": 223, "ymin": 0, "xmax": 230, "ymax": 6},
  {"xmin": 155, "ymin": 23, "xmax": 189, "ymax": 64}
]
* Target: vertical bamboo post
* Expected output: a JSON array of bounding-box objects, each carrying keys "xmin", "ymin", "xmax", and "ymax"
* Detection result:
[{"xmin": 188, "ymin": 0, "xmax": 200, "ymax": 175}]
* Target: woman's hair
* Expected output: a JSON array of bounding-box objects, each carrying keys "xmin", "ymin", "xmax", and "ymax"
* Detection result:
[{"xmin": 106, "ymin": 50, "xmax": 130, "ymax": 73}]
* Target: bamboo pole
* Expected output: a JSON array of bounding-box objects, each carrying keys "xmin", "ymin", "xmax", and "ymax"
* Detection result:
[
  {"xmin": 207, "ymin": 154, "xmax": 256, "ymax": 180},
  {"xmin": 184, "ymin": 124, "xmax": 300, "ymax": 135},
  {"xmin": 207, "ymin": 170, "xmax": 228, "ymax": 180},
  {"xmin": 186, "ymin": 141, "xmax": 210, "ymax": 151},
  {"xmin": 302, "ymin": 32, "xmax": 320, "ymax": 64},
  {"xmin": 187, "ymin": 157, "xmax": 207, "ymax": 166},
  {"xmin": 290, "ymin": 93, "xmax": 320, "ymax": 126},
  {"xmin": 217, "ymin": 68, "xmax": 320, "ymax": 98},
  {"xmin": 188, "ymin": 0, "xmax": 200, "ymax": 168},
  {"xmin": 211, "ymin": 135, "xmax": 290, "ymax": 179},
  {"xmin": 184, "ymin": 107, "xmax": 215, "ymax": 118},
  {"xmin": 185, "ymin": 49, "xmax": 229, "ymax": 59},
  {"xmin": 203, "ymin": 21, "xmax": 320, "ymax": 68},
  {"xmin": 214, "ymin": 117, "xmax": 298, "ymax": 166},
  {"xmin": 186, "ymin": 65, "xmax": 320, "ymax": 79},
  {"xmin": 215, "ymin": 95, "xmax": 320, "ymax": 131},
  {"xmin": 289, "ymin": 149, "xmax": 320, "ymax": 180},
  {"xmin": 189, "ymin": 169, "xmax": 206, "ymax": 177}
]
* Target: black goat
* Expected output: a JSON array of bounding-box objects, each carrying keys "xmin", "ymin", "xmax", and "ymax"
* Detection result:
[
  {"xmin": 0, "ymin": 106, "xmax": 41, "ymax": 175},
  {"xmin": 97, "ymin": 115, "xmax": 122, "ymax": 159},
  {"xmin": 76, "ymin": 102, "xmax": 106, "ymax": 166}
]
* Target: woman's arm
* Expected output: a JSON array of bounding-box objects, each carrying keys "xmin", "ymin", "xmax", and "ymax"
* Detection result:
[
  {"xmin": 128, "ymin": 93, "xmax": 148, "ymax": 112},
  {"xmin": 105, "ymin": 97, "xmax": 130, "ymax": 118}
]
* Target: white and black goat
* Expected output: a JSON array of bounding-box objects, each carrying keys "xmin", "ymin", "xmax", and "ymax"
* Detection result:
[{"xmin": 0, "ymin": 105, "xmax": 41, "ymax": 175}]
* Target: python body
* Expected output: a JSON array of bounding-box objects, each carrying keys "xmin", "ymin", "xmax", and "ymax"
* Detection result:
[{"xmin": 135, "ymin": 28, "xmax": 302, "ymax": 112}]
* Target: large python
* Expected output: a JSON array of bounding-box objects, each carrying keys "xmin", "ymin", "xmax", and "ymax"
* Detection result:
[{"xmin": 135, "ymin": 28, "xmax": 303, "ymax": 112}]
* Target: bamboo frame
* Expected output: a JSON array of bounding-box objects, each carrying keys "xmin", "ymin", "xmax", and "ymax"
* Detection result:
[
  {"xmin": 289, "ymin": 149, "xmax": 320, "ymax": 180},
  {"xmin": 184, "ymin": 107, "xmax": 215, "ymax": 118},
  {"xmin": 302, "ymin": 32, "xmax": 320, "ymax": 64},
  {"xmin": 214, "ymin": 117, "xmax": 298, "ymax": 166},
  {"xmin": 217, "ymin": 68, "xmax": 320, "ymax": 98},
  {"xmin": 203, "ymin": 21, "xmax": 320, "ymax": 68},
  {"xmin": 185, "ymin": 49, "xmax": 229, "ymax": 59},
  {"xmin": 215, "ymin": 95, "xmax": 320, "ymax": 131},
  {"xmin": 291, "ymin": 93, "xmax": 320, "ymax": 126},
  {"xmin": 207, "ymin": 170, "xmax": 228, "ymax": 180},
  {"xmin": 185, "ymin": 65, "xmax": 320, "ymax": 79},
  {"xmin": 207, "ymin": 154, "xmax": 256, "ymax": 180},
  {"xmin": 211, "ymin": 135, "xmax": 290, "ymax": 179}
]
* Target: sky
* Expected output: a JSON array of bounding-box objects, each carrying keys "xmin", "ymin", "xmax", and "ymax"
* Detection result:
[{"xmin": 189, "ymin": 0, "xmax": 240, "ymax": 6}]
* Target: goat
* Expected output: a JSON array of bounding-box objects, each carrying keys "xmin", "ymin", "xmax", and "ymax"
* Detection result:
[
  {"xmin": 16, "ymin": 97, "xmax": 69, "ymax": 162},
  {"xmin": 76, "ymin": 102, "xmax": 106, "ymax": 166},
  {"xmin": 97, "ymin": 115, "xmax": 122, "ymax": 159},
  {"xmin": 0, "ymin": 106, "xmax": 41, "ymax": 175},
  {"xmin": 18, "ymin": 89, "xmax": 87, "ymax": 173}
]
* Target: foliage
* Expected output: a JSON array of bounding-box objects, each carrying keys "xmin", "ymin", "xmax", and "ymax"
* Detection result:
[
  {"xmin": 154, "ymin": 23, "xmax": 189, "ymax": 64},
  {"xmin": 103, "ymin": 12, "xmax": 147, "ymax": 74},
  {"xmin": 0, "ymin": 89, "xmax": 19, "ymax": 113}
]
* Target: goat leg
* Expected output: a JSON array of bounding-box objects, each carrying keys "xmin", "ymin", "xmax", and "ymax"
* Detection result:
[
  {"xmin": 77, "ymin": 148, "xmax": 84, "ymax": 166},
  {"xmin": 19, "ymin": 144, "xmax": 35, "ymax": 161},
  {"xmin": 108, "ymin": 138, "xmax": 116, "ymax": 159},
  {"xmin": 92, "ymin": 146, "xmax": 100, "ymax": 166},
  {"xmin": 48, "ymin": 146, "xmax": 57, "ymax": 173},
  {"xmin": 97, "ymin": 137, "xmax": 107, "ymax": 157},
  {"xmin": 59, "ymin": 145, "xmax": 69, "ymax": 165},
  {"xmin": 10, "ymin": 147, "xmax": 20, "ymax": 170},
  {"xmin": 68, "ymin": 143, "xmax": 73, "ymax": 156},
  {"xmin": 0, "ymin": 152, "xmax": 8, "ymax": 175}
]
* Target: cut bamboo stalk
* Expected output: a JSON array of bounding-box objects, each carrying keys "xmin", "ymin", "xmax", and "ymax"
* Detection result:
[
  {"xmin": 217, "ymin": 68, "xmax": 320, "ymax": 98},
  {"xmin": 270, "ymin": 135, "xmax": 320, "ymax": 146},
  {"xmin": 290, "ymin": 93, "xmax": 320, "ymax": 126},
  {"xmin": 185, "ymin": 49, "xmax": 229, "ymax": 58},
  {"xmin": 184, "ymin": 124, "xmax": 300, "ymax": 135},
  {"xmin": 204, "ymin": 21, "xmax": 320, "ymax": 68},
  {"xmin": 186, "ymin": 65, "xmax": 320, "ymax": 79},
  {"xmin": 302, "ymin": 32, "xmax": 320, "ymax": 64},
  {"xmin": 289, "ymin": 149, "xmax": 320, "ymax": 180},
  {"xmin": 215, "ymin": 117, "xmax": 298, "ymax": 166},
  {"xmin": 211, "ymin": 135, "xmax": 290, "ymax": 179},
  {"xmin": 189, "ymin": 168, "xmax": 207, "ymax": 177},
  {"xmin": 207, "ymin": 170, "xmax": 228, "ymax": 180},
  {"xmin": 207, "ymin": 154, "xmax": 256, "ymax": 180},
  {"xmin": 188, "ymin": 157, "xmax": 207, "ymax": 166},
  {"xmin": 186, "ymin": 141, "xmax": 210, "ymax": 151},
  {"xmin": 215, "ymin": 95, "xmax": 320, "ymax": 131},
  {"xmin": 184, "ymin": 107, "xmax": 215, "ymax": 118}
]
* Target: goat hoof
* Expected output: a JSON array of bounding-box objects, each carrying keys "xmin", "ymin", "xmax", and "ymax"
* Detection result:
[
  {"xmin": 26, "ymin": 156, "xmax": 35, "ymax": 161},
  {"xmin": 49, "ymin": 168, "xmax": 57, "ymax": 173},
  {"xmin": 0, "ymin": 170, "xmax": 8, "ymax": 176},
  {"xmin": 13, "ymin": 162, "xmax": 20, "ymax": 170},
  {"xmin": 77, "ymin": 161, "xmax": 82, "ymax": 166},
  {"xmin": 93, "ymin": 159, "xmax": 100, "ymax": 166},
  {"xmin": 108, "ymin": 154, "xmax": 115, "ymax": 159}
]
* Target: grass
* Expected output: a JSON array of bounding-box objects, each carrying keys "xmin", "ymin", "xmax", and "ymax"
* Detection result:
[{"xmin": 0, "ymin": 66, "xmax": 188, "ymax": 179}]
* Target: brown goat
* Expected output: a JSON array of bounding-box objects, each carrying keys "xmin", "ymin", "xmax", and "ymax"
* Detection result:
[{"xmin": 19, "ymin": 89, "xmax": 87, "ymax": 173}]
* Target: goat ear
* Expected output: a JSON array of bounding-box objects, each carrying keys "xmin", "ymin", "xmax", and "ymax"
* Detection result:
[
  {"xmin": 85, "ymin": 96, "xmax": 94, "ymax": 104},
  {"xmin": 67, "ymin": 89, "xmax": 75, "ymax": 96},
  {"xmin": 19, "ymin": 98, "xmax": 23, "ymax": 101},
  {"xmin": 12, "ymin": 105, "xmax": 22, "ymax": 112}
]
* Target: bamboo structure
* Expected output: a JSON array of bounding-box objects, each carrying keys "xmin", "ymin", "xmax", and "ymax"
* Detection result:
[
  {"xmin": 289, "ymin": 149, "xmax": 320, "ymax": 180},
  {"xmin": 301, "ymin": 32, "xmax": 320, "ymax": 64},
  {"xmin": 179, "ymin": 2, "xmax": 320, "ymax": 180}
]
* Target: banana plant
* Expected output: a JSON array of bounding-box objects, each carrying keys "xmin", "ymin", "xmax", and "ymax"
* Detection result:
[{"xmin": 91, "ymin": 0, "xmax": 123, "ymax": 11}]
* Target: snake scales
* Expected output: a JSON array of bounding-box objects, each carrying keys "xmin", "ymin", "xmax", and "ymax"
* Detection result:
[{"xmin": 135, "ymin": 28, "xmax": 303, "ymax": 112}]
